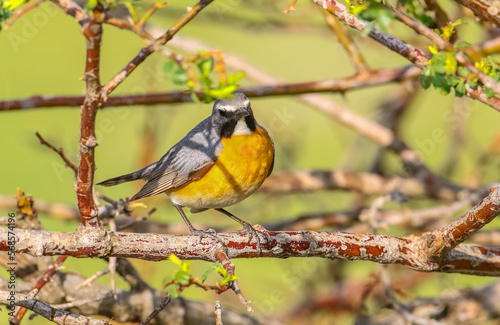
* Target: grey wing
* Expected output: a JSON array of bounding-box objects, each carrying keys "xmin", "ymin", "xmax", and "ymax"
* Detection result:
[{"xmin": 131, "ymin": 118, "xmax": 222, "ymax": 201}]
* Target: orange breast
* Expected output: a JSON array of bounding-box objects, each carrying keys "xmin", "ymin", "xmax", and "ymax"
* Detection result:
[{"xmin": 167, "ymin": 127, "xmax": 274, "ymax": 209}]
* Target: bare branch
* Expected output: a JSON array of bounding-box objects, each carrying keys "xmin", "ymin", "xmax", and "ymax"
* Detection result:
[
  {"xmin": 260, "ymin": 170, "xmax": 466, "ymax": 202},
  {"xmin": 2, "ymin": 188, "xmax": 500, "ymax": 276},
  {"xmin": 5, "ymin": 0, "xmax": 45, "ymax": 29},
  {"xmin": 35, "ymin": 132, "xmax": 78, "ymax": 177},
  {"xmin": 138, "ymin": 295, "xmax": 171, "ymax": 325},
  {"xmin": 312, "ymin": 0, "xmax": 500, "ymax": 112},
  {"xmin": 103, "ymin": 0, "xmax": 214, "ymax": 96},
  {"xmin": 1, "ymin": 292, "xmax": 109, "ymax": 325},
  {"xmin": 0, "ymin": 66, "xmax": 420, "ymax": 112},
  {"xmin": 453, "ymin": 0, "xmax": 500, "ymax": 26},
  {"xmin": 49, "ymin": 0, "xmax": 90, "ymax": 26},
  {"xmin": 10, "ymin": 255, "xmax": 68, "ymax": 324},
  {"xmin": 77, "ymin": 17, "xmax": 103, "ymax": 227}
]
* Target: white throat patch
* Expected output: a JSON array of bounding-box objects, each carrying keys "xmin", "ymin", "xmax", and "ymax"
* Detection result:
[{"xmin": 233, "ymin": 118, "xmax": 252, "ymax": 135}]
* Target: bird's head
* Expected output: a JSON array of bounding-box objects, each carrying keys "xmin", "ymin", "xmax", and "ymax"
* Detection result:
[{"xmin": 212, "ymin": 92, "xmax": 256, "ymax": 138}]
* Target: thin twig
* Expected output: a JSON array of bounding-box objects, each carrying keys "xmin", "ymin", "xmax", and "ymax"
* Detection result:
[
  {"xmin": 5, "ymin": 0, "xmax": 45, "ymax": 29},
  {"xmin": 75, "ymin": 268, "xmax": 110, "ymax": 289},
  {"xmin": 215, "ymin": 300, "xmax": 223, "ymax": 325},
  {"xmin": 324, "ymin": 12, "xmax": 370, "ymax": 73},
  {"xmin": 312, "ymin": 0, "xmax": 500, "ymax": 112},
  {"xmin": 138, "ymin": 295, "xmax": 171, "ymax": 325},
  {"xmin": 214, "ymin": 249, "xmax": 253, "ymax": 312},
  {"xmin": 35, "ymin": 132, "xmax": 78, "ymax": 177},
  {"xmin": 103, "ymin": 0, "xmax": 214, "ymax": 96},
  {"xmin": 2, "ymin": 292, "xmax": 109, "ymax": 325},
  {"xmin": 10, "ymin": 255, "xmax": 68, "ymax": 324}
]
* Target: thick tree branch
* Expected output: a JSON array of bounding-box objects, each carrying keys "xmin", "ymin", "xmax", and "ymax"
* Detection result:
[
  {"xmin": 453, "ymin": 0, "xmax": 500, "ymax": 26},
  {"xmin": 77, "ymin": 17, "xmax": 103, "ymax": 227},
  {"xmin": 1, "ymin": 188, "xmax": 499, "ymax": 276}
]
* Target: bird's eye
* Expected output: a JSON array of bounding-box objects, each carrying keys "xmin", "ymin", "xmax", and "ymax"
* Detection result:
[{"xmin": 218, "ymin": 109, "xmax": 228, "ymax": 117}]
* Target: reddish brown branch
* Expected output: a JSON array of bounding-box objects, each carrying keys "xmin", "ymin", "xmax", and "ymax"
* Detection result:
[
  {"xmin": 312, "ymin": 0, "xmax": 500, "ymax": 112},
  {"xmin": 427, "ymin": 187, "xmax": 500, "ymax": 258},
  {"xmin": 77, "ymin": 18, "xmax": 103, "ymax": 227},
  {"xmin": 5, "ymin": 0, "xmax": 45, "ymax": 29},
  {"xmin": 35, "ymin": 132, "xmax": 78, "ymax": 177},
  {"xmin": 2, "ymin": 188, "xmax": 500, "ymax": 276},
  {"xmin": 214, "ymin": 249, "xmax": 252, "ymax": 312},
  {"xmin": 453, "ymin": 0, "xmax": 500, "ymax": 26},
  {"xmin": 103, "ymin": 0, "xmax": 214, "ymax": 96},
  {"xmin": 0, "ymin": 66, "xmax": 419, "ymax": 111},
  {"xmin": 49, "ymin": 0, "xmax": 90, "ymax": 26},
  {"xmin": 391, "ymin": 6, "xmax": 500, "ymax": 96},
  {"xmin": 10, "ymin": 255, "xmax": 68, "ymax": 324}
]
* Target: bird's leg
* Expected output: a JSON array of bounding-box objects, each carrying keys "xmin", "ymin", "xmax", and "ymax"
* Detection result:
[
  {"xmin": 174, "ymin": 204, "xmax": 222, "ymax": 244},
  {"xmin": 215, "ymin": 208, "xmax": 264, "ymax": 255}
]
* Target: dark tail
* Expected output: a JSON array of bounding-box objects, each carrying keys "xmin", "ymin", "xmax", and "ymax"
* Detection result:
[{"xmin": 97, "ymin": 163, "xmax": 157, "ymax": 187}]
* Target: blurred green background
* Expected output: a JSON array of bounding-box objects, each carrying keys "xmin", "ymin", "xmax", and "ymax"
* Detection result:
[{"xmin": 1, "ymin": 0, "xmax": 500, "ymax": 323}]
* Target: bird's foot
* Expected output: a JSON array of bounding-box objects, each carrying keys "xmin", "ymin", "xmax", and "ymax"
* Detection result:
[
  {"xmin": 237, "ymin": 223, "xmax": 265, "ymax": 255},
  {"xmin": 190, "ymin": 228, "xmax": 224, "ymax": 245}
]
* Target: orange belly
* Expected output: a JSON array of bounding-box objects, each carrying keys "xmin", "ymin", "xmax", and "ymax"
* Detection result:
[{"xmin": 167, "ymin": 127, "xmax": 274, "ymax": 210}]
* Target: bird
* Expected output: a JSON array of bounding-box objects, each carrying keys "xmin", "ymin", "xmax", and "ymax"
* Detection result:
[{"xmin": 97, "ymin": 92, "xmax": 274, "ymax": 250}]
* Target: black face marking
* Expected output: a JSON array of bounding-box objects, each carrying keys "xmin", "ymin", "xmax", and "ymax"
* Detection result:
[
  {"xmin": 220, "ymin": 120, "xmax": 238, "ymax": 138},
  {"xmin": 211, "ymin": 92, "xmax": 256, "ymax": 138},
  {"xmin": 244, "ymin": 114, "xmax": 257, "ymax": 132}
]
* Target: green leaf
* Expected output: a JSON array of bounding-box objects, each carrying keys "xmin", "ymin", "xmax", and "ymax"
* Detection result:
[
  {"xmin": 467, "ymin": 79, "xmax": 478, "ymax": 89},
  {"xmin": 85, "ymin": 0, "xmax": 98, "ymax": 10},
  {"xmin": 458, "ymin": 66, "xmax": 470, "ymax": 77},
  {"xmin": 215, "ymin": 265, "xmax": 227, "ymax": 278},
  {"xmin": 167, "ymin": 285, "xmax": 179, "ymax": 298},
  {"xmin": 207, "ymin": 84, "xmax": 238, "ymax": 98},
  {"xmin": 0, "ymin": 3, "xmax": 13, "ymax": 29},
  {"xmin": 227, "ymin": 71, "xmax": 244, "ymax": 85},
  {"xmin": 430, "ymin": 52, "xmax": 447, "ymax": 74},
  {"xmin": 173, "ymin": 270, "xmax": 190, "ymax": 285},
  {"xmin": 220, "ymin": 275, "xmax": 238, "ymax": 287},
  {"xmin": 455, "ymin": 80, "xmax": 466, "ymax": 97},
  {"xmin": 124, "ymin": 1, "xmax": 138, "ymax": 22},
  {"xmin": 484, "ymin": 87, "xmax": 496, "ymax": 98},
  {"xmin": 164, "ymin": 60, "xmax": 177, "ymax": 75},
  {"xmin": 171, "ymin": 67, "xmax": 189, "ymax": 85},
  {"xmin": 446, "ymin": 74, "xmax": 460, "ymax": 86},
  {"xmin": 431, "ymin": 73, "xmax": 451, "ymax": 95},
  {"xmin": 453, "ymin": 41, "xmax": 471, "ymax": 48},
  {"xmin": 197, "ymin": 57, "xmax": 215, "ymax": 77},
  {"xmin": 358, "ymin": 3, "xmax": 395, "ymax": 34},
  {"xmin": 199, "ymin": 75, "xmax": 212, "ymax": 89},
  {"xmin": 201, "ymin": 262, "xmax": 219, "ymax": 284},
  {"xmin": 419, "ymin": 68, "xmax": 433, "ymax": 89}
]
